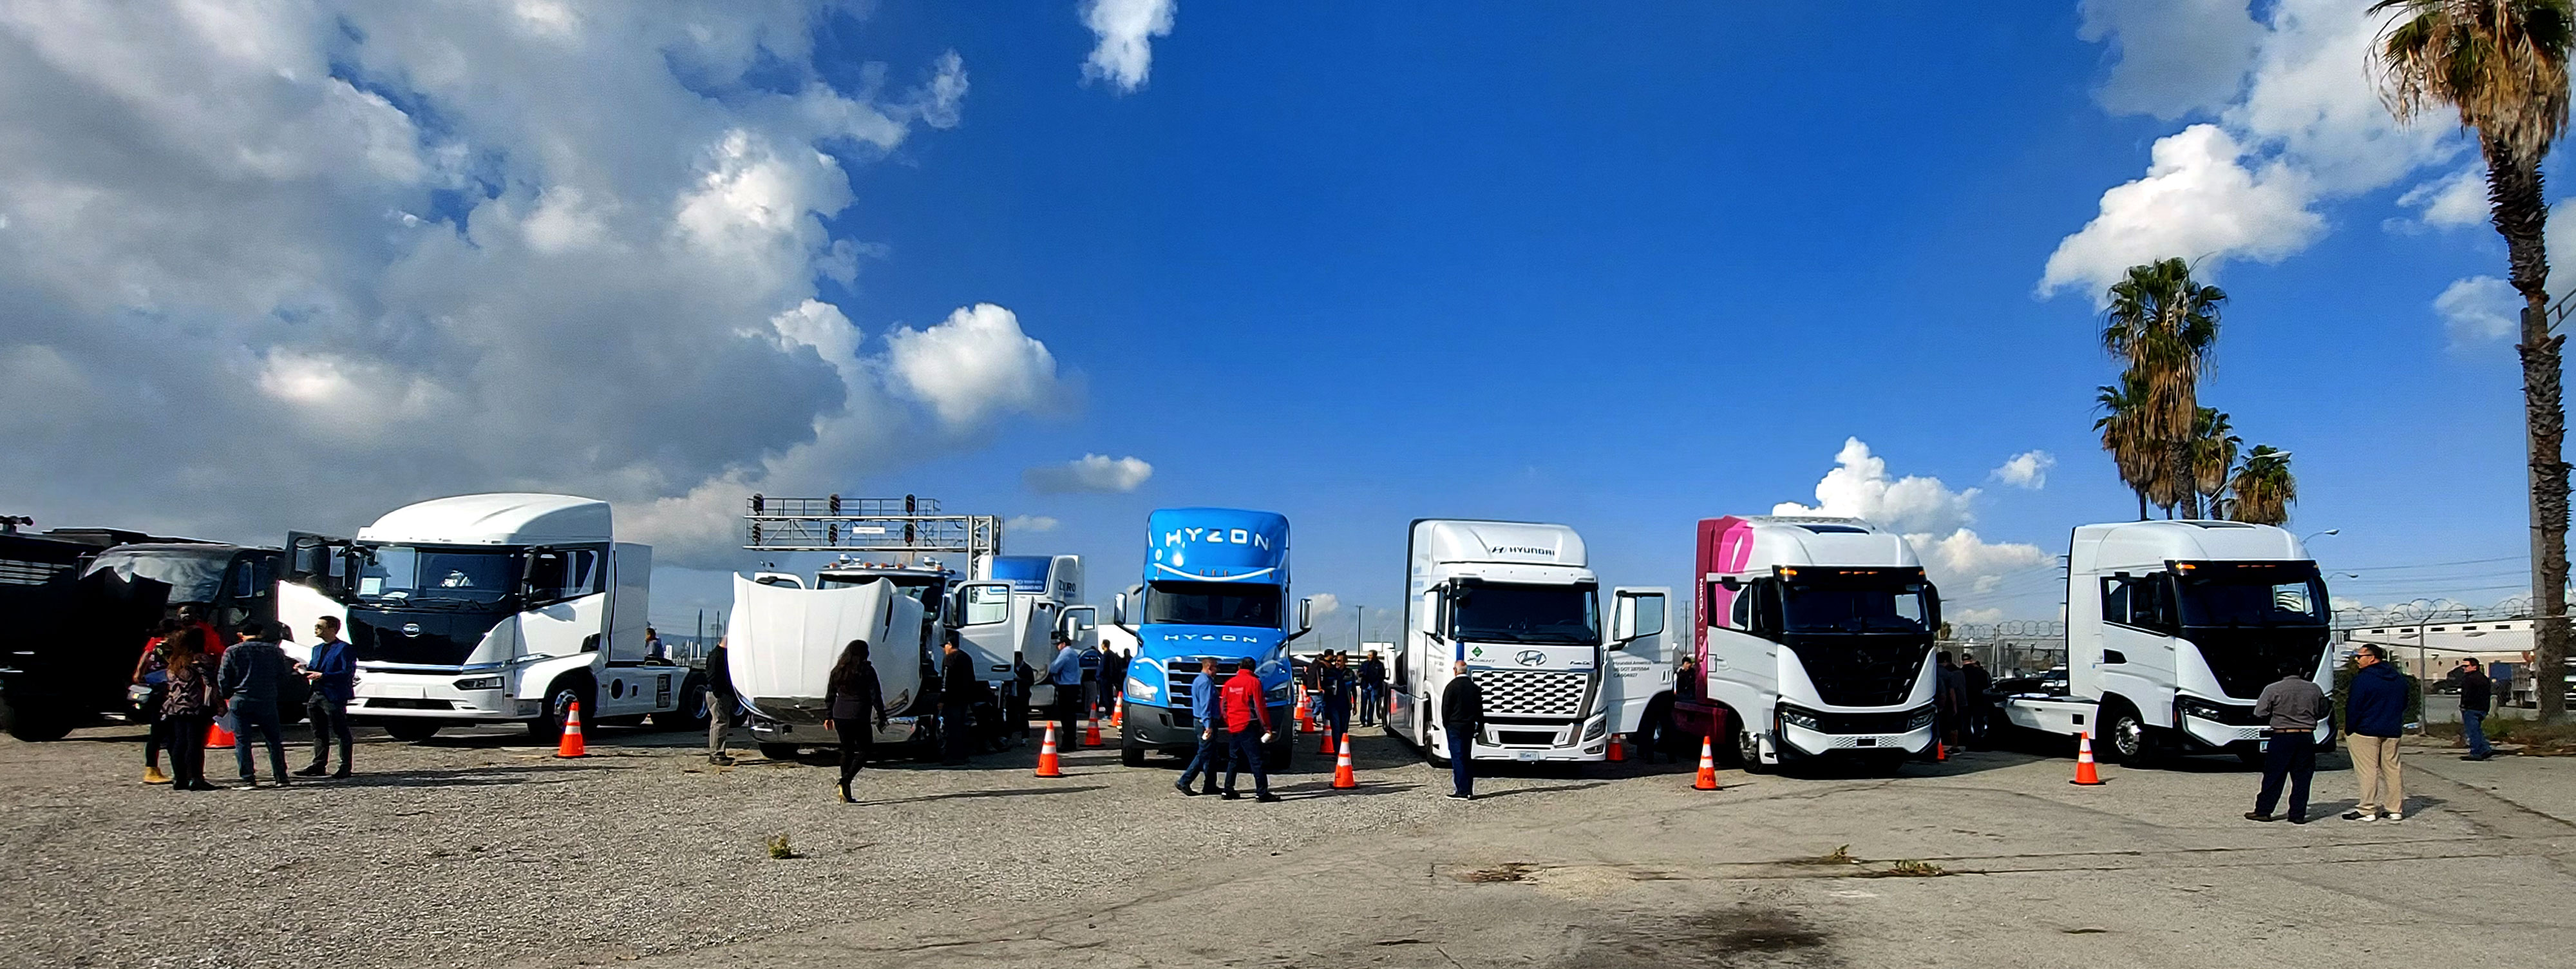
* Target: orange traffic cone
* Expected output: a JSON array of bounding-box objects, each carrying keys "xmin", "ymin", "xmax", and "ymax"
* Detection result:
[
  {"xmin": 205, "ymin": 718, "xmax": 236, "ymax": 749},
  {"xmin": 1935, "ymin": 738, "xmax": 1948, "ymax": 762},
  {"xmin": 1112, "ymin": 703, "xmax": 1122, "ymax": 728},
  {"xmin": 1320, "ymin": 731, "xmax": 1337, "ymax": 756},
  {"xmin": 1296, "ymin": 689, "xmax": 1314, "ymax": 731},
  {"xmin": 1331, "ymin": 732, "xmax": 1358, "ymax": 789},
  {"xmin": 554, "ymin": 702, "xmax": 586, "ymax": 758},
  {"xmin": 1605, "ymin": 734, "xmax": 1626, "ymax": 762},
  {"xmin": 1035, "ymin": 723, "xmax": 1065, "ymax": 777},
  {"xmin": 1693, "ymin": 736, "xmax": 1719, "ymax": 791},
  {"xmin": 1083, "ymin": 716, "xmax": 1103, "ymax": 747},
  {"xmin": 2070, "ymin": 731, "xmax": 2105, "ymax": 786}
]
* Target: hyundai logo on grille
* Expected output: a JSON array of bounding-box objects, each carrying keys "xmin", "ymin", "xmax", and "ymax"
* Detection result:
[
  {"xmin": 401, "ymin": 623, "xmax": 421, "ymax": 637},
  {"xmin": 1514, "ymin": 649, "xmax": 1546, "ymax": 667}
]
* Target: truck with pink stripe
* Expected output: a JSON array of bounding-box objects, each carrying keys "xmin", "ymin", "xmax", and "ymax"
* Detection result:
[{"xmin": 1667, "ymin": 515, "xmax": 1940, "ymax": 774}]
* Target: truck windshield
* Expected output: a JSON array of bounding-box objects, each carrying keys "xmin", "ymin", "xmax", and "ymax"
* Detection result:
[
  {"xmin": 1146, "ymin": 581, "xmax": 1280, "ymax": 628},
  {"xmin": 1449, "ymin": 583, "xmax": 1598, "ymax": 645},
  {"xmin": 355, "ymin": 546, "xmax": 517, "ymax": 606},
  {"xmin": 2174, "ymin": 562, "xmax": 2327, "ymax": 628},
  {"xmin": 1782, "ymin": 571, "xmax": 1933, "ymax": 634}
]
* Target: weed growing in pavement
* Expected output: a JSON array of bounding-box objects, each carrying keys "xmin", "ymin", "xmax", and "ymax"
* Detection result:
[
  {"xmin": 766, "ymin": 834, "xmax": 799, "ymax": 859},
  {"xmin": 1885, "ymin": 859, "xmax": 1944, "ymax": 877},
  {"xmin": 1785, "ymin": 845, "xmax": 1861, "ymax": 866}
]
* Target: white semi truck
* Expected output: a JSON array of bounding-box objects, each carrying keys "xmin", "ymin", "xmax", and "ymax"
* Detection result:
[
  {"xmin": 1998, "ymin": 521, "xmax": 2338, "ymax": 763},
  {"xmin": 277, "ymin": 493, "xmax": 703, "ymax": 742},
  {"xmin": 1387, "ymin": 519, "xmax": 1669, "ymax": 765},
  {"xmin": 1669, "ymin": 516, "xmax": 1940, "ymax": 774}
]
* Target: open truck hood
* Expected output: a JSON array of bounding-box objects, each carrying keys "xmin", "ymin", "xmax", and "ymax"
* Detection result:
[{"xmin": 726, "ymin": 573, "xmax": 925, "ymax": 720}]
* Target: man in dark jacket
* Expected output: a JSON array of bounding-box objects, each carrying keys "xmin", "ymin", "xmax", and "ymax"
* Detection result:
[
  {"xmin": 1358, "ymin": 652, "xmax": 1387, "ymax": 726},
  {"xmin": 2344, "ymin": 645, "xmax": 2410, "ymax": 821},
  {"xmin": 1441, "ymin": 660, "xmax": 1483, "ymax": 800},
  {"xmin": 938, "ymin": 638, "xmax": 976, "ymax": 765},
  {"xmin": 2458, "ymin": 658, "xmax": 2494, "ymax": 761},
  {"xmin": 1218, "ymin": 661, "xmax": 1278, "ymax": 801},
  {"xmin": 296, "ymin": 616, "xmax": 357, "ymax": 778},
  {"xmin": 705, "ymin": 638, "xmax": 737, "ymax": 765},
  {"xmin": 2246, "ymin": 669, "xmax": 2327, "ymax": 823},
  {"xmin": 217, "ymin": 622, "xmax": 293, "ymax": 789},
  {"xmin": 1317, "ymin": 652, "xmax": 1354, "ymax": 752},
  {"xmin": 1959, "ymin": 655, "xmax": 1993, "ymax": 747},
  {"xmin": 1100, "ymin": 648, "xmax": 1129, "ymax": 724}
]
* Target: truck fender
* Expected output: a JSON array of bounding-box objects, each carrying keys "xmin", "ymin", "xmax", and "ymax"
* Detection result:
[{"xmin": 516, "ymin": 653, "xmax": 601, "ymax": 702}]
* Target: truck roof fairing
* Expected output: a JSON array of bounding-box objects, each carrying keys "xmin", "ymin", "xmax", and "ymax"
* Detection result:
[{"xmin": 357, "ymin": 493, "xmax": 612, "ymax": 547}]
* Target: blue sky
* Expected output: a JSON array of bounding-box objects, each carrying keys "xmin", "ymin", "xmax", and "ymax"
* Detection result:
[{"xmin": 0, "ymin": 2, "xmax": 2548, "ymax": 633}]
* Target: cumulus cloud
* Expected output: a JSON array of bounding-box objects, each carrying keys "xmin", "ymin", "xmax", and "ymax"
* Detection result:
[
  {"xmin": 2394, "ymin": 166, "xmax": 2490, "ymax": 231},
  {"xmin": 1993, "ymin": 450, "xmax": 2056, "ymax": 490},
  {"xmin": 2047, "ymin": 0, "xmax": 2459, "ymax": 300},
  {"xmin": 1949, "ymin": 607, "xmax": 2007, "ymax": 625},
  {"xmin": 1772, "ymin": 438, "xmax": 2056, "ymax": 602},
  {"xmin": 1005, "ymin": 514, "xmax": 1061, "ymax": 534},
  {"xmin": 2435, "ymin": 276, "xmax": 2521, "ymax": 346},
  {"xmin": 1081, "ymin": 0, "xmax": 1176, "ymax": 93},
  {"xmin": 1305, "ymin": 591, "xmax": 1341, "ymax": 618},
  {"xmin": 1024, "ymin": 454, "xmax": 1154, "ymax": 494},
  {"xmin": 2078, "ymin": 0, "xmax": 2265, "ymax": 120},
  {"xmin": 0, "ymin": 3, "xmax": 1077, "ymax": 568}
]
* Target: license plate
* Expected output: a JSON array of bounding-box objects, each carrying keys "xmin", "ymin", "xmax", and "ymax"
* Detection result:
[
  {"xmin": 1516, "ymin": 751, "xmax": 1541, "ymax": 762},
  {"xmin": 1855, "ymin": 738, "xmax": 1877, "ymax": 747}
]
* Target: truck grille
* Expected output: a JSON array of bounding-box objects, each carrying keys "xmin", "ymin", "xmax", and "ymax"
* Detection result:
[
  {"xmin": 1470, "ymin": 669, "xmax": 1586, "ymax": 718},
  {"xmin": 1783, "ymin": 635, "xmax": 1927, "ymax": 708}
]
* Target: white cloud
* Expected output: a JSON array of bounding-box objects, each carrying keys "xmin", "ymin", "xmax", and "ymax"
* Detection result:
[
  {"xmin": 2078, "ymin": 0, "xmax": 2264, "ymax": 120},
  {"xmin": 2047, "ymin": 0, "xmax": 2459, "ymax": 300},
  {"xmin": 2394, "ymin": 165, "xmax": 2489, "ymax": 230},
  {"xmin": 2435, "ymin": 276, "xmax": 2521, "ymax": 345},
  {"xmin": 1772, "ymin": 438, "xmax": 2056, "ymax": 602},
  {"xmin": 1305, "ymin": 591, "xmax": 1341, "ymax": 618},
  {"xmin": 1024, "ymin": 454, "xmax": 1154, "ymax": 494},
  {"xmin": 0, "ymin": 3, "xmax": 1077, "ymax": 569},
  {"xmin": 1080, "ymin": 0, "xmax": 1175, "ymax": 93},
  {"xmin": 1993, "ymin": 450, "xmax": 2057, "ymax": 490},
  {"xmin": 1949, "ymin": 607, "xmax": 2006, "ymax": 625},
  {"xmin": 1005, "ymin": 514, "xmax": 1060, "ymax": 534},
  {"xmin": 886, "ymin": 303, "xmax": 1070, "ymax": 430}
]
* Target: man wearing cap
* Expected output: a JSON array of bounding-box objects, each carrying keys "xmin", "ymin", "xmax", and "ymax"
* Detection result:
[{"xmin": 1046, "ymin": 631, "xmax": 1084, "ymax": 749}]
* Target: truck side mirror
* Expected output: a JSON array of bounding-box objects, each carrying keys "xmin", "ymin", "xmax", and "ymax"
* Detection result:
[
  {"xmin": 1416, "ymin": 591, "xmax": 1443, "ymax": 638},
  {"xmin": 1112, "ymin": 591, "xmax": 1130, "ymax": 627},
  {"xmin": 1298, "ymin": 596, "xmax": 1315, "ymax": 633}
]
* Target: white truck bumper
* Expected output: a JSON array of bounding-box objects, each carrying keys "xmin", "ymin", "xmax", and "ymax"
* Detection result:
[{"xmin": 351, "ymin": 669, "xmax": 535, "ymax": 722}]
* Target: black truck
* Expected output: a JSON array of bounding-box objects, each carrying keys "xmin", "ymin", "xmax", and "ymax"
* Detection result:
[{"xmin": 0, "ymin": 526, "xmax": 283, "ymax": 741}]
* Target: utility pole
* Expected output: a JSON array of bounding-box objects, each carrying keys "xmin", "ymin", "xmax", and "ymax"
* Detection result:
[{"xmin": 1354, "ymin": 605, "xmax": 1364, "ymax": 651}]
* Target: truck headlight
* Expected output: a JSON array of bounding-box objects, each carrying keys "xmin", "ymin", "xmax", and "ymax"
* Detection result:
[
  {"xmin": 1778, "ymin": 707, "xmax": 1821, "ymax": 730},
  {"xmin": 1906, "ymin": 705, "xmax": 1936, "ymax": 731},
  {"xmin": 2177, "ymin": 696, "xmax": 2228, "ymax": 722},
  {"xmin": 1583, "ymin": 716, "xmax": 1607, "ymax": 740},
  {"xmin": 453, "ymin": 676, "xmax": 504, "ymax": 691},
  {"xmin": 1125, "ymin": 676, "xmax": 1159, "ymax": 702},
  {"xmin": 1265, "ymin": 682, "xmax": 1291, "ymax": 704}
]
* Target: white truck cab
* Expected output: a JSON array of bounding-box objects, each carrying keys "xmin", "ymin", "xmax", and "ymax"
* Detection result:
[
  {"xmin": 1388, "ymin": 520, "xmax": 1668, "ymax": 765},
  {"xmin": 277, "ymin": 493, "xmax": 701, "ymax": 743}
]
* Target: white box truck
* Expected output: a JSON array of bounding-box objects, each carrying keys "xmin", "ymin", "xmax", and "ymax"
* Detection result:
[
  {"xmin": 276, "ymin": 493, "xmax": 702, "ymax": 742},
  {"xmin": 1387, "ymin": 520, "xmax": 1669, "ymax": 765},
  {"xmin": 1671, "ymin": 516, "xmax": 1940, "ymax": 775},
  {"xmin": 2000, "ymin": 521, "xmax": 2337, "ymax": 763}
]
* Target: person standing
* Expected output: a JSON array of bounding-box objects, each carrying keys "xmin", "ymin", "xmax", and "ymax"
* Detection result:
[
  {"xmin": 158, "ymin": 628, "xmax": 222, "ymax": 792},
  {"xmin": 1440, "ymin": 660, "xmax": 1483, "ymax": 800},
  {"xmin": 296, "ymin": 617, "xmax": 355, "ymax": 778},
  {"xmin": 2458, "ymin": 658, "xmax": 2495, "ymax": 762},
  {"xmin": 704, "ymin": 637, "xmax": 737, "ymax": 766},
  {"xmin": 1079, "ymin": 639, "xmax": 1104, "ymax": 722},
  {"xmin": 2344, "ymin": 644, "xmax": 2410, "ymax": 821},
  {"xmin": 938, "ymin": 637, "xmax": 976, "ymax": 765},
  {"xmin": 1218, "ymin": 658, "xmax": 1279, "ymax": 801},
  {"xmin": 1318, "ymin": 651, "xmax": 1353, "ymax": 750},
  {"xmin": 1358, "ymin": 651, "xmax": 1387, "ymax": 727},
  {"xmin": 1933, "ymin": 651, "xmax": 1967, "ymax": 751},
  {"xmin": 218, "ymin": 622, "xmax": 293, "ymax": 789},
  {"xmin": 644, "ymin": 626, "xmax": 665, "ymax": 662},
  {"xmin": 1175, "ymin": 657, "xmax": 1229, "ymax": 796},
  {"xmin": 2244, "ymin": 669, "xmax": 2327, "ymax": 823},
  {"xmin": 823, "ymin": 639, "xmax": 887, "ymax": 802},
  {"xmin": 1100, "ymin": 646, "xmax": 1130, "ymax": 725},
  {"xmin": 1959, "ymin": 655, "xmax": 1993, "ymax": 748},
  {"xmin": 134, "ymin": 619, "xmax": 180, "ymax": 785},
  {"xmin": 1046, "ymin": 631, "xmax": 1084, "ymax": 747}
]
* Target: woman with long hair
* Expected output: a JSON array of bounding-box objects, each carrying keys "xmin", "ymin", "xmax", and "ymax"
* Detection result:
[
  {"xmin": 822, "ymin": 638, "xmax": 887, "ymax": 803},
  {"xmin": 158, "ymin": 627, "xmax": 222, "ymax": 792},
  {"xmin": 133, "ymin": 617, "xmax": 182, "ymax": 784}
]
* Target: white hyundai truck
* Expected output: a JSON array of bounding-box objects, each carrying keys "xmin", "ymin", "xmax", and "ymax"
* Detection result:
[
  {"xmin": 1998, "ymin": 521, "xmax": 2338, "ymax": 763},
  {"xmin": 1387, "ymin": 519, "xmax": 1668, "ymax": 765},
  {"xmin": 278, "ymin": 493, "xmax": 701, "ymax": 742}
]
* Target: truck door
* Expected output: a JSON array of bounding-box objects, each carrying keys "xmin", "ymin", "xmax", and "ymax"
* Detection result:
[
  {"xmin": 1604, "ymin": 587, "xmax": 1672, "ymax": 735},
  {"xmin": 950, "ymin": 581, "xmax": 1019, "ymax": 679},
  {"xmin": 277, "ymin": 533, "xmax": 353, "ymax": 669}
]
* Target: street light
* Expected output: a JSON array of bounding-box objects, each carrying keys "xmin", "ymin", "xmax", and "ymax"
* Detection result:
[{"xmin": 2302, "ymin": 528, "xmax": 2340, "ymax": 543}]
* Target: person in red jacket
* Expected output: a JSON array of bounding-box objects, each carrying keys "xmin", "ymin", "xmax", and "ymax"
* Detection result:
[{"xmin": 1218, "ymin": 660, "xmax": 1280, "ymax": 802}]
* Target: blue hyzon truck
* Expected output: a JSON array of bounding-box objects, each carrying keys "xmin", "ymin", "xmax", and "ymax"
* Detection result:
[{"xmin": 1112, "ymin": 508, "xmax": 1312, "ymax": 768}]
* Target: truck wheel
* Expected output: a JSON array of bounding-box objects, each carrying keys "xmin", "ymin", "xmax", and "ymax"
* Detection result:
[
  {"xmin": 383, "ymin": 720, "xmax": 441, "ymax": 742},
  {"xmin": 2098, "ymin": 704, "xmax": 2154, "ymax": 765},
  {"xmin": 1736, "ymin": 725, "xmax": 1773, "ymax": 774},
  {"xmin": 526, "ymin": 676, "xmax": 593, "ymax": 743},
  {"xmin": 0, "ymin": 691, "xmax": 75, "ymax": 742},
  {"xmin": 654, "ymin": 676, "xmax": 710, "ymax": 731},
  {"xmin": 758, "ymin": 742, "xmax": 799, "ymax": 760},
  {"xmin": 1121, "ymin": 733, "xmax": 1147, "ymax": 767}
]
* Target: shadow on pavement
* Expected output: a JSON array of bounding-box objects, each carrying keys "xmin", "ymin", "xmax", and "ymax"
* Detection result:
[
  {"xmin": 860, "ymin": 785, "xmax": 1108, "ymax": 806},
  {"xmin": 1469, "ymin": 782, "xmax": 1607, "ymax": 800},
  {"xmin": 315, "ymin": 762, "xmax": 627, "ymax": 789}
]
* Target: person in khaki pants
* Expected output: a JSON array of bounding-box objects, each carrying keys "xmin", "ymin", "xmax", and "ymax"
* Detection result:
[{"xmin": 2342, "ymin": 644, "xmax": 2410, "ymax": 821}]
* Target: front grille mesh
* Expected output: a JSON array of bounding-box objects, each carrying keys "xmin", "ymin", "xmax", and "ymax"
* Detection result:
[{"xmin": 1470, "ymin": 669, "xmax": 1586, "ymax": 718}]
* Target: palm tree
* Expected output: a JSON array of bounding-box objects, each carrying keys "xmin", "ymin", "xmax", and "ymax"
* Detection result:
[
  {"xmin": 2375, "ymin": 0, "xmax": 2575, "ymax": 722},
  {"xmin": 2095, "ymin": 373, "xmax": 2162, "ymax": 520},
  {"xmin": 2103, "ymin": 258, "xmax": 2224, "ymax": 519},
  {"xmin": 2191, "ymin": 408, "xmax": 2242, "ymax": 516},
  {"xmin": 2224, "ymin": 445, "xmax": 2297, "ymax": 526}
]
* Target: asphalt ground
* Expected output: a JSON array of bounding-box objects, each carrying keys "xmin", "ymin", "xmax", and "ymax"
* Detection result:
[{"xmin": 4, "ymin": 720, "xmax": 2571, "ymax": 968}]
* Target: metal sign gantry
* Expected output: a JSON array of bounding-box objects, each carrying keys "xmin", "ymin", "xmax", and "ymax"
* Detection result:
[{"xmin": 742, "ymin": 494, "xmax": 1001, "ymax": 577}]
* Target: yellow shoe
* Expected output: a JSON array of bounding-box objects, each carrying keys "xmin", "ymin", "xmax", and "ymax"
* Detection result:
[{"xmin": 143, "ymin": 766, "xmax": 171, "ymax": 785}]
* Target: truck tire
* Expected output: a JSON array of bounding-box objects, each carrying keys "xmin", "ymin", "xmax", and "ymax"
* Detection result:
[
  {"xmin": 384, "ymin": 720, "xmax": 441, "ymax": 742},
  {"xmin": 1735, "ymin": 725, "xmax": 1774, "ymax": 774},
  {"xmin": 758, "ymin": 742, "xmax": 799, "ymax": 760},
  {"xmin": 0, "ymin": 690, "xmax": 75, "ymax": 742},
  {"xmin": 1121, "ymin": 733, "xmax": 1147, "ymax": 767},
  {"xmin": 527, "ymin": 675, "xmax": 594, "ymax": 743},
  {"xmin": 654, "ymin": 676, "xmax": 710, "ymax": 731},
  {"xmin": 2097, "ymin": 702, "xmax": 2155, "ymax": 765}
]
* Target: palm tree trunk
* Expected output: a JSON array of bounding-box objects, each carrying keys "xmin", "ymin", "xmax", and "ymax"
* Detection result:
[
  {"xmin": 2136, "ymin": 488, "xmax": 2148, "ymax": 522},
  {"xmin": 2490, "ymin": 137, "xmax": 2569, "ymax": 725}
]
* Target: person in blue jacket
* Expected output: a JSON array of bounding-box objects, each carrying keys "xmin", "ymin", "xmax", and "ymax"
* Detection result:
[
  {"xmin": 296, "ymin": 616, "xmax": 358, "ymax": 778},
  {"xmin": 1173, "ymin": 656, "xmax": 1228, "ymax": 796},
  {"xmin": 2342, "ymin": 644, "xmax": 2410, "ymax": 822}
]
